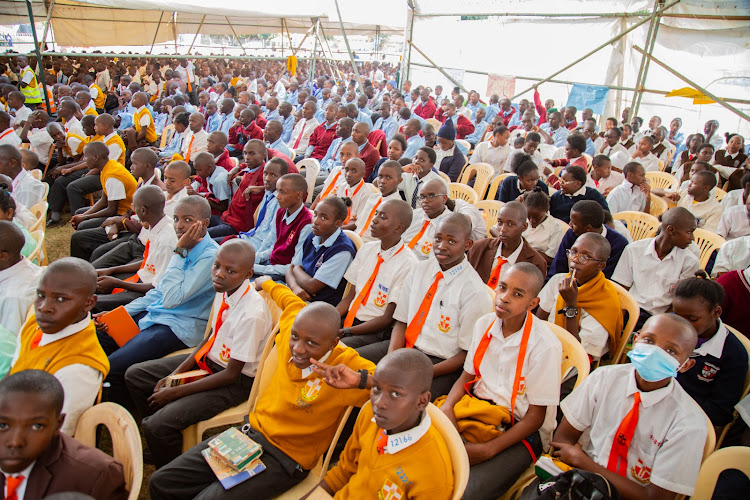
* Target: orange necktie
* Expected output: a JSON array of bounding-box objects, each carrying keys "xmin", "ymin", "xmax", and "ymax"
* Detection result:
[
  {"xmin": 185, "ymin": 67, "xmax": 192, "ymax": 92},
  {"xmin": 5, "ymin": 475, "xmax": 25, "ymax": 500},
  {"xmin": 184, "ymin": 135, "xmax": 195, "ymax": 162},
  {"xmin": 112, "ymin": 240, "xmax": 150, "ymax": 294},
  {"xmin": 320, "ymin": 171, "xmax": 341, "ymax": 200},
  {"xmin": 376, "ymin": 428, "xmax": 388, "ymax": 455},
  {"xmin": 29, "ymin": 328, "xmax": 43, "ymax": 350},
  {"xmin": 404, "ymin": 271, "xmax": 443, "ymax": 348},
  {"xmin": 358, "ymin": 197, "xmax": 382, "ymax": 236},
  {"xmin": 193, "ymin": 286, "xmax": 249, "ymax": 372},
  {"xmin": 343, "ymin": 181, "xmax": 364, "ymax": 224},
  {"xmin": 607, "ymin": 392, "xmax": 641, "ymax": 477},
  {"xmin": 407, "ymin": 220, "xmax": 430, "ymax": 250},
  {"xmin": 487, "ymin": 256, "xmax": 508, "ymax": 289}
]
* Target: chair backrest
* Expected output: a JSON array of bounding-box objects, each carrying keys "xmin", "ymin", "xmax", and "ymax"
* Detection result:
[
  {"xmin": 645, "ymin": 171, "xmax": 679, "ymax": 191},
  {"xmin": 426, "ymin": 402, "xmax": 471, "ymax": 500},
  {"xmin": 542, "ymin": 320, "xmax": 590, "ymax": 389},
  {"xmin": 296, "ymin": 158, "xmax": 321, "ymax": 203},
  {"xmin": 426, "ymin": 118, "xmax": 442, "ymax": 130},
  {"xmin": 28, "ymin": 201, "xmax": 48, "ymax": 232},
  {"xmin": 230, "ymin": 156, "xmax": 239, "ymax": 167},
  {"xmin": 159, "ymin": 123, "xmax": 175, "ymax": 149},
  {"xmin": 438, "ymin": 170, "xmax": 451, "ymax": 183},
  {"xmin": 455, "ymin": 139, "xmax": 471, "ymax": 153},
  {"xmin": 691, "ymin": 447, "xmax": 750, "ymax": 500},
  {"xmin": 343, "ymin": 229, "xmax": 364, "ymax": 251},
  {"xmin": 459, "ymin": 162, "xmax": 494, "ymax": 199},
  {"xmin": 714, "ymin": 187, "xmax": 727, "ymax": 202},
  {"xmin": 485, "ymin": 173, "xmax": 512, "ymax": 201},
  {"xmin": 28, "ymin": 229, "xmax": 44, "ymax": 266},
  {"xmin": 693, "ymin": 228, "xmax": 726, "ymax": 270},
  {"xmin": 658, "ymin": 159, "xmax": 666, "ymax": 171},
  {"xmin": 609, "ymin": 282, "xmax": 639, "ymax": 365},
  {"xmin": 474, "ymin": 200, "xmax": 504, "ymax": 237},
  {"xmin": 40, "ymin": 180, "xmax": 49, "ymax": 201},
  {"xmin": 612, "ymin": 211, "xmax": 661, "ymax": 241},
  {"xmin": 41, "ymin": 144, "xmax": 56, "ymax": 179},
  {"xmin": 449, "ymin": 182, "xmax": 478, "ymax": 204},
  {"xmin": 74, "ymin": 402, "xmax": 143, "ymax": 500},
  {"xmin": 30, "ymin": 168, "xmax": 42, "ymax": 180},
  {"xmin": 725, "ymin": 324, "xmax": 750, "ymax": 395},
  {"xmin": 649, "ymin": 194, "xmax": 669, "ymax": 217}
]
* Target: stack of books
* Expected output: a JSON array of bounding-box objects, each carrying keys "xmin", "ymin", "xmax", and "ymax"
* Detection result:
[
  {"xmin": 534, "ymin": 454, "xmax": 573, "ymax": 481},
  {"xmin": 202, "ymin": 428, "xmax": 266, "ymax": 489},
  {"xmin": 163, "ymin": 369, "xmax": 209, "ymax": 387}
]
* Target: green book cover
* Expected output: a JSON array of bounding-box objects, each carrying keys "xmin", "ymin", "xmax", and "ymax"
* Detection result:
[{"xmin": 208, "ymin": 428, "xmax": 263, "ymax": 471}]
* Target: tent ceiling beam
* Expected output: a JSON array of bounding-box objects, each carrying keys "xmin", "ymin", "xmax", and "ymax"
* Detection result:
[
  {"xmin": 186, "ymin": 14, "xmax": 206, "ymax": 55},
  {"xmin": 633, "ymin": 45, "xmax": 750, "ymax": 123},
  {"xmin": 407, "ymin": 40, "xmax": 469, "ymax": 95},
  {"xmin": 149, "ymin": 11, "xmax": 164, "ymax": 53},
  {"xmin": 509, "ymin": 0, "xmax": 681, "ymax": 100},
  {"xmin": 225, "ymin": 16, "xmax": 248, "ymax": 56},
  {"xmin": 630, "ymin": 0, "xmax": 663, "ymax": 120},
  {"xmin": 413, "ymin": 12, "xmax": 748, "ymax": 21},
  {"xmin": 333, "ymin": 0, "xmax": 364, "ymax": 94}
]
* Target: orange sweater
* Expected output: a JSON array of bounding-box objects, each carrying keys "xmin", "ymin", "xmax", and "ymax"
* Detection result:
[
  {"xmin": 324, "ymin": 404, "xmax": 455, "ymax": 499},
  {"xmin": 249, "ymin": 281, "xmax": 375, "ymax": 469}
]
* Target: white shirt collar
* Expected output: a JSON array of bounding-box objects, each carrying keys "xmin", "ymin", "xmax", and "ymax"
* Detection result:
[
  {"xmin": 495, "ymin": 241, "xmax": 524, "ymax": 265},
  {"xmin": 372, "ymin": 409, "xmax": 432, "ymax": 455},
  {"xmin": 622, "ymin": 179, "xmax": 635, "ymax": 191},
  {"xmin": 379, "ymin": 241, "xmax": 406, "ymax": 262},
  {"xmin": 693, "ymin": 321, "xmax": 729, "ymax": 359},
  {"xmin": 566, "ymin": 185, "xmax": 587, "ymax": 198},
  {"xmin": 0, "ymin": 258, "xmax": 32, "ymax": 282},
  {"xmin": 38, "ymin": 314, "xmax": 92, "ymax": 347},
  {"xmin": 625, "ymin": 364, "xmax": 675, "ymax": 408},
  {"xmin": 312, "ymin": 228, "xmax": 342, "ymax": 249},
  {"xmin": 298, "ymin": 349, "xmax": 333, "ymax": 379}
]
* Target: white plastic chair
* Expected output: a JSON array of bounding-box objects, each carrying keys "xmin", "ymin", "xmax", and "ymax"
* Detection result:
[{"xmin": 297, "ymin": 158, "xmax": 321, "ymax": 203}]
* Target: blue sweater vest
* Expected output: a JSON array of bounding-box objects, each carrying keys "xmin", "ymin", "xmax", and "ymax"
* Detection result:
[{"xmin": 300, "ymin": 231, "xmax": 357, "ymax": 305}]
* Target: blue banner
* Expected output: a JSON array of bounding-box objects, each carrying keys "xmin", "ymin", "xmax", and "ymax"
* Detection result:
[{"xmin": 566, "ymin": 84, "xmax": 610, "ymax": 115}]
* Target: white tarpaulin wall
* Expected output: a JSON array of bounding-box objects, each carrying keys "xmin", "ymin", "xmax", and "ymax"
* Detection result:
[
  {"xmin": 0, "ymin": 0, "xmax": 406, "ymax": 47},
  {"xmin": 405, "ymin": 0, "xmax": 750, "ymax": 137}
]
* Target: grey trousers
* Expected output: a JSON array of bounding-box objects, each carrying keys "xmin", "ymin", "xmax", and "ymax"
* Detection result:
[
  {"xmin": 67, "ymin": 173, "xmax": 103, "ymax": 214},
  {"xmin": 92, "ymin": 272, "xmax": 143, "ymax": 313},
  {"xmin": 125, "ymin": 354, "xmax": 253, "ymax": 469},
  {"xmin": 149, "ymin": 424, "xmax": 309, "ymax": 499},
  {"xmin": 91, "ymin": 234, "xmax": 145, "ymax": 267},
  {"xmin": 462, "ymin": 431, "xmax": 543, "ymax": 500}
]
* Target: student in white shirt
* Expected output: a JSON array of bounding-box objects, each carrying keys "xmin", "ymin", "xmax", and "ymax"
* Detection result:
[
  {"xmin": 537, "ymin": 233, "xmax": 622, "ymax": 360},
  {"xmin": 548, "ymin": 314, "xmax": 707, "ymax": 500},
  {"xmin": 287, "ymin": 102, "xmax": 319, "ymax": 158},
  {"xmin": 0, "ymin": 145, "xmax": 46, "ymax": 209},
  {"xmin": 125, "ymin": 240, "xmax": 273, "ymax": 468},
  {"xmin": 162, "ymin": 161, "xmax": 191, "ymax": 219},
  {"xmin": 630, "ymin": 135, "xmax": 660, "ymax": 172},
  {"xmin": 606, "ymin": 162, "xmax": 651, "ymax": 215},
  {"xmin": 654, "ymin": 171, "xmax": 723, "ymax": 232},
  {"xmin": 469, "ymin": 125, "xmax": 511, "ymax": 176},
  {"xmin": 521, "ymin": 188, "xmax": 565, "ymax": 264},
  {"xmin": 399, "ymin": 147, "xmax": 447, "ymax": 209},
  {"xmin": 181, "ymin": 113, "xmax": 209, "ymax": 162},
  {"xmin": 403, "ymin": 179, "xmax": 483, "ymax": 260},
  {"xmin": 352, "ymin": 160, "xmax": 403, "ymax": 243},
  {"xmin": 716, "ymin": 199, "xmax": 750, "ymax": 240},
  {"xmin": 332, "ymin": 158, "xmax": 372, "ymax": 228},
  {"xmin": 440, "ymin": 263, "xmax": 562, "ymax": 498},
  {"xmin": 612, "ymin": 207, "xmax": 701, "ymax": 328},
  {"xmin": 93, "ymin": 186, "xmax": 178, "ymax": 312},
  {"xmin": 598, "ymin": 126, "xmax": 630, "ymax": 168},
  {"xmin": 0, "ymin": 222, "xmax": 43, "ymax": 335},
  {"xmin": 0, "ymin": 110, "xmax": 21, "ymax": 148},
  {"xmin": 586, "ymin": 155, "xmax": 624, "ymax": 197},
  {"xmin": 339, "ymin": 200, "xmax": 418, "ymax": 356},
  {"xmin": 6, "ymin": 91, "xmax": 31, "ymax": 128},
  {"xmin": 385, "ymin": 214, "xmax": 494, "ymax": 398},
  {"xmin": 720, "ymin": 172, "xmax": 750, "ymax": 209},
  {"xmin": 712, "ymin": 234, "xmax": 750, "ymax": 278}
]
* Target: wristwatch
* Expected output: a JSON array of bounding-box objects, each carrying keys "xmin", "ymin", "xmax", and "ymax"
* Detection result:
[
  {"xmin": 558, "ymin": 306, "xmax": 579, "ymax": 319},
  {"xmin": 173, "ymin": 247, "xmax": 189, "ymax": 258},
  {"xmin": 341, "ymin": 327, "xmax": 353, "ymax": 337},
  {"xmin": 358, "ymin": 369, "xmax": 369, "ymax": 390}
]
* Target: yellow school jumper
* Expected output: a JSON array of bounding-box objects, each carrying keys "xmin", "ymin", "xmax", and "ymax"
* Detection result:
[{"xmin": 101, "ymin": 159, "xmax": 138, "ymax": 215}]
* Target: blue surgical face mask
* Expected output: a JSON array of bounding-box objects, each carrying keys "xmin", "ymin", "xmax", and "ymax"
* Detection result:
[{"xmin": 627, "ymin": 342, "xmax": 683, "ymax": 382}]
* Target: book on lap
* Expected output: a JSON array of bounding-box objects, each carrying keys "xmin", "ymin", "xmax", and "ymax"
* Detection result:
[{"xmin": 96, "ymin": 306, "xmax": 139, "ymax": 347}]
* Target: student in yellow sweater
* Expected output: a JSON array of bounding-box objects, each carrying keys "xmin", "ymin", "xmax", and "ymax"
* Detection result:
[
  {"xmin": 149, "ymin": 277, "xmax": 376, "ymax": 498},
  {"xmin": 308, "ymin": 348, "xmax": 455, "ymax": 499},
  {"xmin": 69, "ymin": 141, "xmax": 137, "ymax": 232},
  {"xmin": 10, "ymin": 257, "xmax": 110, "ymax": 436},
  {"xmin": 124, "ymin": 91, "xmax": 159, "ymax": 150}
]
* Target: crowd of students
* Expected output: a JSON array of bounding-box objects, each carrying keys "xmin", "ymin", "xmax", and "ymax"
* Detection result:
[{"xmin": 0, "ymin": 50, "xmax": 749, "ymax": 500}]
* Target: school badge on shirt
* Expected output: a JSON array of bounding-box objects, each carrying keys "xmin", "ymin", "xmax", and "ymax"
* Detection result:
[
  {"xmin": 301, "ymin": 378, "xmax": 323, "ymax": 402},
  {"xmin": 517, "ymin": 377, "xmax": 526, "ymax": 396},
  {"xmin": 438, "ymin": 314, "xmax": 451, "ymax": 333},
  {"xmin": 287, "ymin": 230, "xmax": 296, "ymax": 243},
  {"xmin": 699, "ymin": 361, "xmax": 720, "ymax": 382},
  {"xmin": 421, "ymin": 240, "xmax": 432, "ymax": 255},
  {"xmin": 219, "ymin": 343, "xmax": 231, "ymax": 362},
  {"xmin": 631, "ymin": 458, "xmax": 652, "ymax": 484},
  {"xmin": 378, "ymin": 479, "xmax": 404, "ymax": 500},
  {"xmin": 374, "ymin": 290, "xmax": 387, "ymax": 307}
]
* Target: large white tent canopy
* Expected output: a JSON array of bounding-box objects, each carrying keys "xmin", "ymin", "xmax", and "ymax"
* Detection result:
[{"xmin": 0, "ymin": 0, "xmax": 406, "ymax": 47}]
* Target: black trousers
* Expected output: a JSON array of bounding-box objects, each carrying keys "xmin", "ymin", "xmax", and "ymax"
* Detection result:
[
  {"xmin": 47, "ymin": 169, "xmax": 86, "ymax": 213},
  {"xmin": 149, "ymin": 425, "xmax": 309, "ymax": 499},
  {"xmin": 125, "ymin": 355, "xmax": 253, "ymax": 468},
  {"xmin": 70, "ymin": 226, "xmax": 131, "ymax": 262},
  {"xmin": 67, "ymin": 174, "xmax": 103, "ymax": 214},
  {"xmin": 91, "ymin": 234, "xmax": 145, "ymax": 267}
]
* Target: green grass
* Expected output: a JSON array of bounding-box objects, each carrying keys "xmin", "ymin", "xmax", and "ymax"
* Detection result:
[{"xmin": 44, "ymin": 213, "xmax": 74, "ymax": 263}]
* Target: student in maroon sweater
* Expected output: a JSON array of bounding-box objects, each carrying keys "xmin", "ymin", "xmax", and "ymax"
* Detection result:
[
  {"xmin": 352, "ymin": 122, "xmax": 380, "ymax": 181},
  {"xmin": 413, "ymin": 88, "xmax": 437, "ymax": 120},
  {"xmin": 227, "ymin": 109, "xmax": 263, "ymax": 156},
  {"xmin": 206, "ymin": 131, "xmax": 234, "ymax": 171},
  {"xmin": 306, "ymin": 103, "xmax": 339, "ymax": 160}
]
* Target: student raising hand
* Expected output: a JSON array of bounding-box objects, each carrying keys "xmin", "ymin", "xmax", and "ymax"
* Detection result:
[{"xmin": 310, "ymin": 358, "xmax": 371, "ymax": 390}]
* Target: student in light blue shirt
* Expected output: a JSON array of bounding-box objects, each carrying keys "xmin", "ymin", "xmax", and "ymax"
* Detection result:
[
  {"xmin": 154, "ymin": 112, "xmax": 168, "ymax": 136},
  {"xmin": 217, "ymin": 99, "xmax": 236, "ymax": 136},
  {"xmin": 466, "ymin": 108, "xmax": 488, "ymax": 146},
  {"xmin": 239, "ymin": 189, "xmax": 280, "ymax": 251},
  {"xmin": 319, "ymin": 119, "xmax": 354, "ymax": 173},
  {"xmin": 372, "ymin": 103, "xmax": 399, "ymax": 142},
  {"xmin": 540, "ymin": 111, "xmax": 570, "ymax": 148},
  {"xmin": 191, "ymin": 153, "xmax": 231, "ymax": 217},
  {"xmin": 204, "ymin": 101, "xmax": 220, "ymax": 133},
  {"xmin": 105, "ymin": 196, "xmax": 218, "ymax": 402},
  {"xmin": 465, "ymin": 91, "xmax": 485, "ymax": 121},
  {"xmin": 263, "ymin": 97, "xmax": 280, "ymax": 122},
  {"xmin": 278, "ymin": 102, "xmax": 295, "ymax": 143},
  {"xmin": 403, "ymin": 126, "xmax": 426, "ymax": 160},
  {"xmin": 158, "ymin": 112, "xmax": 189, "ymax": 159},
  {"xmin": 285, "ymin": 84, "xmax": 299, "ymax": 105},
  {"xmin": 265, "ymin": 119, "xmax": 293, "ymax": 159},
  {"xmin": 484, "ymin": 95, "xmax": 500, "ymax": 124}
]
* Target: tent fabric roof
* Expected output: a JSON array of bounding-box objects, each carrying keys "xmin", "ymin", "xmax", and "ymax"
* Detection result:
[{"xmin": 0, "ymin": 0, "xmax": 406, "ymax": 47}]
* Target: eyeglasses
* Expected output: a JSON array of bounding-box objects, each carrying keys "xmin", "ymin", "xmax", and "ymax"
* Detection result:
[
  {"xmin": 566, "ymin": 249, "xmax": 603, "ymax": 264},
  {"xmin": 417, "ymin": 193, "xmax": 446, "ymax": 201}
]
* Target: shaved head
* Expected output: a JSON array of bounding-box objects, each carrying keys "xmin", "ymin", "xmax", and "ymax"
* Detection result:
[
  {"xmin": 45, "ymin": 257, "xmax": 97, "ymax": 295},
  {"xmin": 133, "ymin": 185, "xmax": 165, "ymax": 211},
  {"xmin": 294, "ymin": 302, "xmax": 342, "ymax": 343},
  {"xmin": 500, "ymin": 201, "xmax": 528, "ymax": 223},
  {"xmin": 217, "ymin": 238, "xmax": 255, "ymax": 265},
  {"xmin": 377, "ymin": 348, "xmax": 434, "ymax": 393},
  {"xmin": 95, "ymin": 113, "xmax": 115, "ymax": 128},
  {"xmin": 131, "ymin": 147, "xmax": 159, "ymax": 166},
  {"xmin": 176, "ymin": 195, "xmax": 211, "ymax": 220},
  {"xmin": 0, "ymin": 220, "xmax": 25, "ymax": 261},
  {"xmin": 661, "ymin": 207, "xmax": 696, "ymax": 229},
  {"xmin": 500, "ymin": 262, "xmax": 545, "ymax": 296},
  {"xmin": 577, "ymin": 232, "xmax": 611, "ymax": 261},
  {"xmin": 438, "ymin": 212, "xmax": 472, "ymax": 238},
  {"xmin": 641, "ymin": 313, "xmax": 698, "ymax": 352},
  {"xmin": 422, "ymin": 178, "xmax": 448, "ymax": 195}
]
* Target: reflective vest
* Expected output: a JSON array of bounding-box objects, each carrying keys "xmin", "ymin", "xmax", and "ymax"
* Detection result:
[{"xmin": 20, "ymin": 66, "xmax": 42, "ymax": 104}]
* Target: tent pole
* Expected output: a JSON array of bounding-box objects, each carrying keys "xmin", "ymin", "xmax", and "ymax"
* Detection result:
[
  {"xmin": 407, "ymin": 41, "xmax": 468, "ymax": 95},
  {"xmin": 400, "ymin": 0, "xmax": 415, "ymax": 91},
  {"xmin": 633, "ymin": 5, "xmax": 663, "ymax": 117},
  {"xmin": 510, "ymin": 0, "xmax": 680, "ymax": 100},
  {"xmin": 172, "ymin": 12, "xmax": 178, "ymax": 54},
  {"xmin": 284, "ymin": 20, "xmax": 295, "ymax": 54},
  {"xmin": 149, "ymin": 11, "xmax": 164, "ymax": 54},
  {"xmin": 24, "ymin": 0, "xmax": 51, "ymax": 112},
  {"xmin": 308, "ymin": 18, "xmax": 320, "ymax": 86},
  {"xmin": 333, "ymin": 0, "xmax": 365, "ymax": 94},
  {"xmin": 40, "ymin": 0, "xmax": 55, "ymax": 54},
  {"xmin": 226, "ymin": 16, "xmax": 248, "ymax": 56},
  {"xmin": 187, "ymin": 15, "xmax": 206, "ymax": 55},
  {"xmin": 317, "ymin": 24, "xmax": 345, "ymax": 82},
  {"xmin": 281, "ymin": 19, "xmax": 285, "ymax": 57},
  {"xmin": 633, "ymin": 46, "xmax": 750, "ymax": 122},
  {"xmin": 629, "ymin": 0, "xmax": 661, "ymax": 119},
  {"xmin": 294, "ymin": 25, "xmax": 315, "ymax": 55}
]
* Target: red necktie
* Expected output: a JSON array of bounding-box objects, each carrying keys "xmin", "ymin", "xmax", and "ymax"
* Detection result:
[
  {"xmin": 404, "ymin": 271, "xmax": 443, "ymax": 348},
  {"xmin": 487, "ymin": 256, "xmax": 508, "ymax": 289},
  {"xmin": 293, "ymin": 120, "xmax": 307, "ymax": 150},
  {"xmin": 607, "ymin": 392, "xmax": 641, "ymax": 477},
  {"xmin": 5, "ymin": 475, "xmax": 25, "ymax": 500},
  {"xmin": 30, "ymin": 328, "xmax": 43, "ymax": 350},
  {"xmin": 376, "ymin": 428, "xmax": 388, "ymax": 455}
]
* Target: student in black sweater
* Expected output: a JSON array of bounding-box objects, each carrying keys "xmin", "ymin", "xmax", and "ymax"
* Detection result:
[
  {"xmin": 549, "ymin": 165, "xmax": 608, "ymax": 222},
  {"xmin": 496, "ymin": 154, "xmax": 549, "ymax": 202},
  {"xmin": 673, "ymin": 277, "xmax": 748, "ymax": 427}
]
